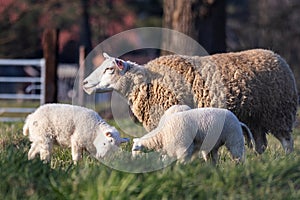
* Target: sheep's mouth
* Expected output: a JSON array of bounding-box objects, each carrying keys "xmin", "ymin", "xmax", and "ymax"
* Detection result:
[
  {"xmin": 83, "ymin": 84, "xmax": 97, "ymax": 89},
  {"xmin": 95, "ymin": 88, "xmax": 113, "ymax": 93},
  {"xmin": 83, "ymin": 83, "xmax": 98, "ymax": 94},
  {"xmin": 83, "ymin": 83, "xmax": 113, "ymax": 94}
]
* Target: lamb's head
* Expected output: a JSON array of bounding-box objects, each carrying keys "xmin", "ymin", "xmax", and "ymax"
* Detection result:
[
  {"xmin": 93, "ymin": 125, "xmax": 130, "ymax": 159},
  {"xmin": 83, "ymin": 53, "xmax": 131, "ymax": 94},
  {"xmin": 105, "ymin": 126, "xmax": 130, "ymax": 146},
  {"xmin": 132, "ymin": 138, "xmax": 145, "ymax": 157}
]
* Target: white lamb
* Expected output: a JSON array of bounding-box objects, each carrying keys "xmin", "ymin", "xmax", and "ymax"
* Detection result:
[
  {"xmin": 132, "ymin": 105, "xmax": 255, "ymax": 164},
  {"xmin": 23, "ymin": 103, "xmax": 129, "ymax": 163}
]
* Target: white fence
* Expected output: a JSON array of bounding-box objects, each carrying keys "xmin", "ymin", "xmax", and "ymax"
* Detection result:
[{"xmin": 0, "ymin": 58, "xmax": 45, "ymax": 122}]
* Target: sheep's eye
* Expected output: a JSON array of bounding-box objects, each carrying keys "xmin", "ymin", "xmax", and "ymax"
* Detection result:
[
  {"xmin": 103, "ymin": 143, "xmax": 106, "ymax": 146},
  {"xmin": 110, "ymin": 139, "xmax": 113, "ymax": 143},
  {"xmin": 104, "ymin": 67, "xmax": 114, "ymax": 74}
]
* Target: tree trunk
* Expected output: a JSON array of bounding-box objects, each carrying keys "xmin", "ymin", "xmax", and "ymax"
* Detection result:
[
  {"xmin": 78, "ymin": 0, "xmax": 94, "ymax": 106},
  {"xmin": 162, "ymin": 0, "xmax": 226, "ymax": 55},
  {"xmin": 80, "ymin": 0, "xmax": 92, "ymax": 54},
  {"xmin": 42, "ymin": 29, "xmax": 58, "ymax": 103}
]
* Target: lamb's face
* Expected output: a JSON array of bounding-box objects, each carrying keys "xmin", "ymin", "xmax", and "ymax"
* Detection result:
[
  {"xmin": 83, "ymin": 53, "xmax": 129, "ymax": 94},
  {"xmin": 93, "ymin": 127, "xmax": 129, "ymax": 159},
  {"xmin": 108, "ymin": 127, "xmax": 130, "ymax": 146},
  {"xmin": 132, "ymin": 138, "xmax": 144, "ymax": 157}
]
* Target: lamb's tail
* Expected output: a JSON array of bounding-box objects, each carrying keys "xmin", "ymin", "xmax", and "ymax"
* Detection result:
[
  {"xmin": 240, "ymin": 122, "xmax": 255, "ymax": 150},
  {"xmin": 23, "ymin": 114, "xmax": 31, "ymax": 136}
]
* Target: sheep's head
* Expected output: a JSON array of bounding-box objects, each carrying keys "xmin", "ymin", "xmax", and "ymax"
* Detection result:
[
  {"xmin": 93, "ymin": 127, "xmax": 130, "ymax": 159},
  {"xmin": 83, "ymin": 53, "xmax": 130, "ymax": 94}
]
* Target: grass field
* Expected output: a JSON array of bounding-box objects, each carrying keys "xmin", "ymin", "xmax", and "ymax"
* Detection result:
[{"xmin": 1, "ymin": 121, "xmax": 300, "ymax": 200}]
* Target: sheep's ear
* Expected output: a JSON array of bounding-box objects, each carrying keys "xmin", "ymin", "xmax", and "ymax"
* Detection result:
[
  {"xmin": 114, "ymin": 58, "xmax": 128, "ymax": 74},
  {"xmin": 103, "ymin": 52, "xmax": 110, "ymax": 59},
  {"xmin": 105, "ymin": 132, "xmax": 112, "ymax": 137}
]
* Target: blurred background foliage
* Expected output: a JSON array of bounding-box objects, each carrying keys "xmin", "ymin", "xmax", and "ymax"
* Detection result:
[
  {"xmin": 0, "ymin": 0, "xmax": 163, "ymax": 61},
  {"xmin": 0, "ymin": 0, "xmax": 299, "ymax": 88}
]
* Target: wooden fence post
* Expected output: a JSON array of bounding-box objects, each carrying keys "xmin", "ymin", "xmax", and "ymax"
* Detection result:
[
  {"xmin": 42, "ymin": 29, "xmax": 58, "ymax": 103},
  {"xmin": 78, "ymin": 46, "xmax": 85, "ymax": 105}
]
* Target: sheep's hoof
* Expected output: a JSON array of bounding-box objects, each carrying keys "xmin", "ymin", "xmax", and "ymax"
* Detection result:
[{"xmin": 255, "ymin": 145, "xmax": 267, "ymax": 155}]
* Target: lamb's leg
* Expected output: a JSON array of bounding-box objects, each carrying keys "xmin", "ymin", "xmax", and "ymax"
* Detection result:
[
  {"xmin": 191, "ymin": 143, "xmax": 201, "ymax": 161},
  {"xmin": 28, "ymin": 142, "xmax": 40, "ymax": 160},
  {"xmin": 39, "ymin": 141, "xmax": 53, "ymax": 163},
  {"xmin": 71, "ymin": 137, "xmax": 82, "ymax": 164},
  {"xmin": 272, "ymin": 130, "xmax": 294, "ymax": 154},
  {"xmin": 201, "ymin": 151, "xmax": 209, "ymax": 162},
  {"xmin": 226, "ymin": 141, "xmax": 245, "ymax": 164},
  {"xmin": 201, "ymin": 149, "xmax": 218, "ymax": 165},
  {"xmin": 210, "ymin": 149, "xmax": 219, "ymax": 165},
  {"xmin": 177, "ymin": 143, "xmax": 194, "ymax": 164}
]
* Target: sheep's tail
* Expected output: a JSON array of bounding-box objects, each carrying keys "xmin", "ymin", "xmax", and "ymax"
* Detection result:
[
  {"xmin": 23, "ymin": 114, "xmax": 31, "ymax": 136},
  {"xmin": 240, "ymin": 122, "xmax": 255, "ymax": 150}
]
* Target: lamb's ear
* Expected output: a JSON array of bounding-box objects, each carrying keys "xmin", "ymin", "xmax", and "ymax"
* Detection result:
[
  {"xmin": 103, "ymin": 52, "xmax": 110, "ymax": 59},
  {"xmin": 133, "ymin": 138, "xmax": 140, "ymax": 143},
  {"xmin": 114, "ymin": 58, "xmax": 128, "ymax": 75},
  {"xmin": 121, "ymin": 138, "xmax": 130, "ymax": 143}
]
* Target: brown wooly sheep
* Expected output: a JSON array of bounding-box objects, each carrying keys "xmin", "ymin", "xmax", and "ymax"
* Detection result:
[{"xmin": 83, "ymin": 49, "xmax": 298, "ymax": 154}]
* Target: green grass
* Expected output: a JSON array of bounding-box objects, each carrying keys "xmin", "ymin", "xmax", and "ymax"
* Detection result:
[{"xmin": 1, "ymin": 121, "xmax": 300, "ymax": 200}]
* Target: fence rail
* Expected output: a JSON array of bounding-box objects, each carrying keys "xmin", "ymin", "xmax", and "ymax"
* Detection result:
[
  {"xmin": 0, "ymin": 94, "xmax": 42, "ymax": 100},
  {"xmin": 0, "ymin": 58, "xmax": 45, "ymax": 122},
  {"xmin": 0, "ymin": 77, "xmax": 42, "ymax": 82},
  {"xmin": 0, "ymin": 107, "xmax": 36, "ymax": 114},
  {"xmin": 0, "ymin": 59, "xmax": 45, "ymax": 66}
]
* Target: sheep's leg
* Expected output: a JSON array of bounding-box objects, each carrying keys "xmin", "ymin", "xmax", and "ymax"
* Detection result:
[
  {"xmin": 272, "ymin": 131, "xmax": 294, "ymax": 154},
  {"xmin": 28, "ymin": 142, "xmax": 40, "ymax": 160},
  {"xmin": 251, "ymin": 127, "xmax": 268, "ymax": 154}
]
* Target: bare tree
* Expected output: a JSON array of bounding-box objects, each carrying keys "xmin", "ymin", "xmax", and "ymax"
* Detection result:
[
  {"xmin": 161, "ymin": 0, "xmax": 226, "ymax": 55},
  {"xmin": 229, "ymin": 0, "xmax": 300, "ymax": 92}
]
